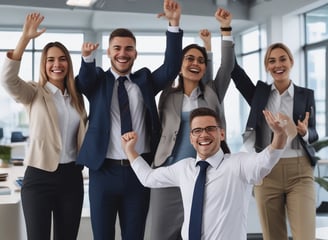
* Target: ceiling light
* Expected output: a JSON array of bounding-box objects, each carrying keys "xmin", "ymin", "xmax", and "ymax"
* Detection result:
[{"xmin": 66, "ymin": 0, "xmax": 97, "ymax": 7}]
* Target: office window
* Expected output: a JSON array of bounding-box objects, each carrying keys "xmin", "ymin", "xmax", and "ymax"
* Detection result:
[
  {"xmin": 242, "ymin": 30, "xmax": 260, "ymax": 53},
  {"xmin": 305, "ymin": 4, "xmax": 328, "ymax": 44},
  {"xmin": 304, "ymin": 5, "xmax": 328, "ymax": 138},
  {"xmin": 0, "ymin": 31, "xmax": 83, "ymax": 140}
]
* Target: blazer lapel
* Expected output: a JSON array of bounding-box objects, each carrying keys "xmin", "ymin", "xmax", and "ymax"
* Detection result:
[
  {"xmin": 293, "ymin": 85, "xmax": 306, "ymax": 123},
  {"xmin": 104, "ymin": 71, "xmax": 115, "ymax": 112},
  {"xmin": 172, "ymin": 91, "xmax": 183, "ymax": 118}
]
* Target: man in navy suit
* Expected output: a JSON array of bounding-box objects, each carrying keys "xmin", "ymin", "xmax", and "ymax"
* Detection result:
[{"xmin": 75, "ymin": 1, "xmax": 183, "ymax": 239}]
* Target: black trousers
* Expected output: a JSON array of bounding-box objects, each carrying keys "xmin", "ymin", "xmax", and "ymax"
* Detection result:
[{"xmin": 21, "ymin": 162, "xmax": 84, "ymax": 240}]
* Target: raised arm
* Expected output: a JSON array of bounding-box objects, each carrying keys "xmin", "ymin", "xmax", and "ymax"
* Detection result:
[
  {"xmin": 1, "ymin": 13, "xmax": 46, "ymax": 104},
  {"xmin": 231, "ymin": 59, "xmax": 256, "ymax": 106},
  {"xmin": 152, "ymin": 0, "xmax": 183, "ymax": 93},
  {"xmin": 212, "ymin": 8, "xmax": 235, "ymax": 102},
  {"xmin": 200, "ymin": 29, "xmax": 213, "ymax": 85}
]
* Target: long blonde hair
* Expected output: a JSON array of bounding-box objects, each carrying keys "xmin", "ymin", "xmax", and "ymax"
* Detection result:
[{"xmin": 38, "ymin": 42, "xmax": 85, "ymax": 114}]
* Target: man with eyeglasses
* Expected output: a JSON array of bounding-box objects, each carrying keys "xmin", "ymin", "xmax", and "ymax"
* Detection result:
[{"xmin": 121, "ymin": 107, "xmax": 294, "ymax": 240}]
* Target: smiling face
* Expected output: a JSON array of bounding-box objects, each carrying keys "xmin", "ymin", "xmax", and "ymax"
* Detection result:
[
  {"xmin": 107, "ymin": 36, "xmax": 137, "ymax": 75},
  {"xmin": 180, "ymin": 48, "xmax": 207, "ymax": 85},
  {"xmin": 45, "ymin": 46, "xmax": 68, "ymax": 89},
  {"xmin": 265, "ymin": 46, "xmax": 293, "ymax": 85},
  {"xmin": 190, "ymin": 115, "xmax": 225, "ymax": 160}
]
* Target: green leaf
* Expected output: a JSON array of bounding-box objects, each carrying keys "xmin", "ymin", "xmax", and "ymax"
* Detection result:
[
  {"xmin": 311, "ymin": 138, "xmax": 328, "ymax": 152},
  {"xmin": 315, "ymin": 177, "xmax": 328, "ymax": 192}
]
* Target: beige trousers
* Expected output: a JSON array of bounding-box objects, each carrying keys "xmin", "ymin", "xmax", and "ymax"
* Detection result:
[{"xmin": 254, "ymin": 156, "xmax": 316, "ymax": 240}]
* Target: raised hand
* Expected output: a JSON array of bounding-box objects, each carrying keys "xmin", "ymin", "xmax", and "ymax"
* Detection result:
[
  {"xmin": 11, "ymin": 13, "xmax": 46, "ymax": 60},
  {"xmin": 215, "ymin": 8, "xmax": 232, "ymax": 28},
  {"xmin": 81, "ymin": 42, "xmax": 99, "ymax": 57},
  {"xmin": 158, "ymin": 0, "xmax": 181, "ymax": 27},
  {"xmin": 199, "ymin": 29, "xmax": 211, "ymax": 52},
  {"xmin": 22, "ymin": 13, "xmax": 46, "ymax": 40}
]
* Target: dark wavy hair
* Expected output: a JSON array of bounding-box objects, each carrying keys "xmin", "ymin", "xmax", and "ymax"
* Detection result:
[{"xmin": 174, "ymin": 44, "xmax": 208, "ymax": 92}]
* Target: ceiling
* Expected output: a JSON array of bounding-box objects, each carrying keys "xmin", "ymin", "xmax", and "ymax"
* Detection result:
[
  {"xmin": 0, "ymin": 0, "xmax": 326, "ymax": 33},
  {"xmin": 0, "ymin": 0, "xmax": 255, "ymax": 16}
]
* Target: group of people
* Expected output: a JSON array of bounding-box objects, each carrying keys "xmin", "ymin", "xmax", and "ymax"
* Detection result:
[{"xmin": 0, "ymin": 0, "xmax": 318, "ymax": 240}]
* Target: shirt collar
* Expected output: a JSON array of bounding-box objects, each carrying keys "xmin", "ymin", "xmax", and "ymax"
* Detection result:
[
  {"xmin": 45, "ymin": 81, "xmax": 68, "ymax": 96},
  {"xmin": 110, "ymin": 69, "xmax": 131, "ymax": 81},
  {"xmin": 188, "ymin": 87, "xmax": 202, "ymax": 100},
  {"xmin": 195, "ymin": 148, "xmax": 225, "ymax": 169},
  {"xmin": 271, "ymin": 80, "xmax": 294, "ymax": 98}
]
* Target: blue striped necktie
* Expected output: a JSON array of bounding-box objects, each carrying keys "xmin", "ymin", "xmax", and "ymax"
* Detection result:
[
  {"xmin": 117, "ymin": 76, "xmax": 132, "ymax": 135},
  {"xmin": 189, "ymin": 160, "xmax": 209, "ymax": 240}
]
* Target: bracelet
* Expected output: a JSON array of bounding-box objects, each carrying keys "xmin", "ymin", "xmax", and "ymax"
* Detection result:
[{"xmin": 220, "ymin": 27, "xmax": 232, "ymax": 32}]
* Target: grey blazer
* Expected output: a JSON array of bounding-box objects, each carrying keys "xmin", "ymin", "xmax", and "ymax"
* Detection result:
[{"xmin": 154, "ymin": 40, "xmax": 235, "ymax": 167}]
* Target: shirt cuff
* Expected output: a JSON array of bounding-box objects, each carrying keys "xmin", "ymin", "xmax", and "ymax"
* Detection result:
[
  {"xmin": 222, "ymin": 35, "xmax": 234, "ymax": 42},
  {"xmin": 82, "ymin": 52, "xmax": 96, "ymax": 63},
  {"xmin": 302, "ymin": 131, "xmax": 309, "ymax": 142},
  {"xmin": 168, "ymin": 25, "xmax": 179, "ymax": 33}
]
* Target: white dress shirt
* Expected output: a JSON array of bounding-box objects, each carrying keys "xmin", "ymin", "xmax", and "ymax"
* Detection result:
[
  {"xmin": 131, "ymin": 146, "xmax": 283, "ymax": 240},
  {"xmin": 45, "ymin": 82, "xmax": 80, "ymax": 164},
  {"xmin": 267, "ymin": 82, "xmax": 308, "ymax": 158},
  {"xmin": 106, "ymin": 70, "xmax": 149, "ymax": 159}
]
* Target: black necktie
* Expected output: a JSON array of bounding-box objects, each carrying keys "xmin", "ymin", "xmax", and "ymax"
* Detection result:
[
  {"xmin": 117, "ymin": 76, "xmax": 132, "ymax": 135},
  {"xmin": 189, "ymin": 161, "xmax": 209, "ymax": 240}
]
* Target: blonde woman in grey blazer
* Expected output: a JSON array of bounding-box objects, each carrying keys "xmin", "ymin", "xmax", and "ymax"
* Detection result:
[
  {"xmin": 148, "ymin": 8, "xmax": 235, "ymax": 240},
  {"xmin": 0, "ymin": 13, "xmax": 87, "ymax": 240}
]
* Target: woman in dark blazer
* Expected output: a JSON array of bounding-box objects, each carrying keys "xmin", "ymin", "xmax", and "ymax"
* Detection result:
[
  {"xmin": 231, "ymin": 42, "xmax": 318, "ymax": 240},
  {"xmin": 149, "ymin": 8, "xmax": 235, "ymax": 240}
]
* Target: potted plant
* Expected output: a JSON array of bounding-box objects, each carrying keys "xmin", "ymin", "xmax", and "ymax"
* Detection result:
[
  {"xmin": 311, "ymin": 138, "xmax": 328, "ymax": 213},
  {"xmin": 0, "ymin": 145, "xmax": 11, "ymax": 168}
]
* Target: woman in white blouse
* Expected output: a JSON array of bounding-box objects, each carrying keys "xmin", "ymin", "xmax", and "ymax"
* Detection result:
[{"xmin": 0, "ymin": 13, "xmax": 87, "ymax": 240}]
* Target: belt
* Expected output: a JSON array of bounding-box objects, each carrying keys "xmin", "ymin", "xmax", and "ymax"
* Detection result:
[{"xmin": 105, "ymin": 158, "xmax": 130, "ymax": 167}]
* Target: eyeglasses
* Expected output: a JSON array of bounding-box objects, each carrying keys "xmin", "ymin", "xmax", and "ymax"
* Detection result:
[
  {"xmin": 190, "ymin": 126, "xmax": 220, "ymax": 136},
  {"xmin": 184, "ymin": 55, "xmax": 206, "ymax": 64}
]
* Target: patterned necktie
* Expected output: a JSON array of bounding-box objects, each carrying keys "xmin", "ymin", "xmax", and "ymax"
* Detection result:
[
  {"xmin": 117, "ymin": 76, "xmax": 132, "ymax": 135},
  {"xmin": 189, "ymin": 161, "xmax": 209, "ymax": 240}
]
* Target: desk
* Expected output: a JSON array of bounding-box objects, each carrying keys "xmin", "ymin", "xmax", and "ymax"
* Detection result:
[
  {"xmin": 0, "ymin": 165, "xmax": 26, "ymax": 240},
  {"xmin": 0, "ymin": 165, "xmax": 93, "ymax": 240},
  {"xmin": 316, "ymin": 226, "xmax": 328, "ymax": 240}
]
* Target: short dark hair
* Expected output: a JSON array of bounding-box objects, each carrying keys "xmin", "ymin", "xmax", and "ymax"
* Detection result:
[
  {"xmin": 190, "ymin": 107, "xmax": 221, "ymax": 126},
  {"xmin": 190, "ymin": 107, "xmax": 230, "ymax": 154},
  {"xmin": 109, "ymin": 28, "xmax": 136, "ymax": 44}
]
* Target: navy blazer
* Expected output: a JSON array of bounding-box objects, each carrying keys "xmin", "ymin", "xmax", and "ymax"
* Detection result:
[
  {"xmin": 231, "ymin": 63, "xmax": 318, "ymax": 157},
  {"xmin": 76, "ymin": 30, "xmax": 183, "ymax": 170}
]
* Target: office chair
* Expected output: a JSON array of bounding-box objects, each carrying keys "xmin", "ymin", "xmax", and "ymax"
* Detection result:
[{"xmin": 10, "ymin": 131, "xmax": 27, "ymax": 143}]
